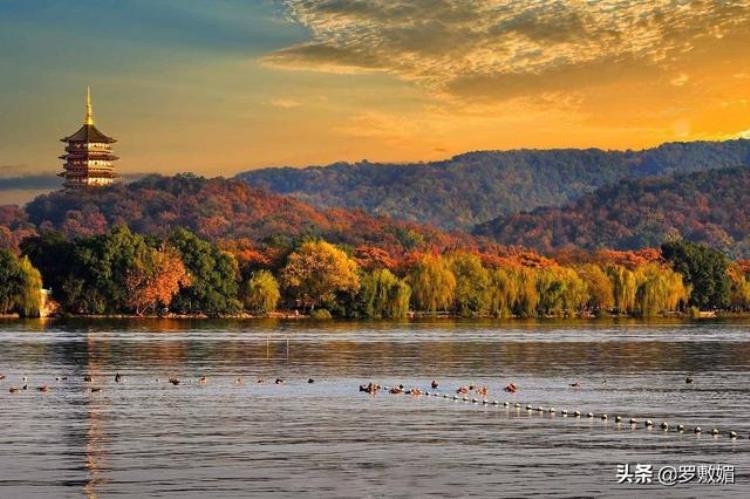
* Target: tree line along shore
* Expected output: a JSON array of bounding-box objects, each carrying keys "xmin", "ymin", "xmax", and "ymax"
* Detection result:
[{"xmin": 1, "ymin": 225, "xmax": 748, "ymax": 320}]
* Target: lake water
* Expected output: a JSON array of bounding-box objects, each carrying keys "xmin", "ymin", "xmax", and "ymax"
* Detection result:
[{"xmin": 0, "ymin": 318, "xmax": 749, "ymax": 498}]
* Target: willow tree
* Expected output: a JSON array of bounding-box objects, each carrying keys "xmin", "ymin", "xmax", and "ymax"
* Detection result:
[
  {"xmin": 510, "ymin": 267, "xmax": 539, "ymax": 318},
  {"xmin": 358, "ymin": 268, "xmax": 411, "ymax": 319},
  {"xmin": 408, "ymin": 254, "xmax": 456, "ymax": 313},
  {"xmin": 635, "ymin": 264, "xmax": 689, "ymax": 317},
  {"xmin": 536, "ymin": 266, "xmax": 587, "ymax": 317},
  {"xmin": 450, "ymin": 252, "xmax": 490, "ymax": 317},
  {"xmin": 0, "ymin": 250, "xmax": 42, "ymax": 317},
  {"xmin": 607, "ymin": 265, "xmax": 638, "ymax": 315},
  {"xmin": 241, "ymin": 270, "xmax": 280, "ymax": 315},
  {"xmin": 727, "ymin": 263, "xmax": 750, "ymax": 311},
  {"xmin": 577, "ymin": 264, "xmax": 614, "ymax": 314},
  {"xmin": 488, "ymin": 267, "xmax": 516, "ymax": 318},
  {"xmin": 281, "ymin": 240, "xmax": 360, "ymax": 312}
]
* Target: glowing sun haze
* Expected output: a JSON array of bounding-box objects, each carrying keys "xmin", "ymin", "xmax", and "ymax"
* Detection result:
[{"xmin": 1, "ymin": 0, "xmax": 749, "ymax": 190}]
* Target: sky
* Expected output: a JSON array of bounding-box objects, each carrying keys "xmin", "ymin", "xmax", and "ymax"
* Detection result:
[{"xmin": 1, "ymin": 0, "xmax": 749, "ymax": 202}]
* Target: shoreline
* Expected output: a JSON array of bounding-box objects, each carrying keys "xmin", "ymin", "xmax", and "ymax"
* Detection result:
[{"xmin": 2, "ymin": 311, "xmax": 748, "ymax": 321}]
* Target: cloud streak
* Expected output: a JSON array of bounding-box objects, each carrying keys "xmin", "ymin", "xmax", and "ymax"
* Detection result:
[
  {"xmin": 0, "ymin": 172, "xmax": 150, "ymax": 192},
  {"xmin": 263, "ymin": 0, "xmax": 750, "ymax": 100}
]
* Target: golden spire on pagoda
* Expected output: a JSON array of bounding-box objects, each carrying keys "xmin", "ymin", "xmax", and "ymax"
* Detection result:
[{"xmin": 85, "ymin": 86, "xmax": 94, "ymax": 125}]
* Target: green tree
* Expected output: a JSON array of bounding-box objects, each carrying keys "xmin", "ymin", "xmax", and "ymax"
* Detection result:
[
  {"xmin": 280, "ymin": 240, "xmax": 360, "ymax": 311},
  {"xmin": 241, "ymin": 270, "xmax": 280, "ymax": 315},
  {"xmin": 0, "ymin": 250, "xmax": 42, "ymax": 317},
  {"xmin": 29, "ymin": 226, "xmax": 154, "ymax": 314},
  {"xmin": 408, "ymin": 254, "xmax": 456, "ymax": 313},
  {"xmin": 661, "ymin": 240, "xmax": 730, "ymax": 309},
  {"xmin": 17, "ymin": 256, "xmax": 43, "ymax": 317},
  {"xmin": 634, "ymin": 264, "xmax": 689, "ymax": 317},
  {"xmin": 535, "ymin": 266, "xmax": 587, "ymax": 317},
  {"xmin": 169, "ymin": 228, "xmax": 241, "ymax": 316},
  {"xmin": 21, "ymin": 231, "xmax": 74, "ymax": 298},
  {"xmin": 356, "ymin": 268, "xmax": 411, "ymax": 319},
  {"xmin": 450, "ymin": 253, "xmax": 491, "ymax": 316},
  {"xmin": 726, "ymin": 263, "xmax": 750, "ymax": 311},
  {"xmin": 510, "ymin": 267, "xmax": 539, "ymax": 318},
  {"xmin": 488, "ymin": 267, "xmax": 516, "ymax": 318},
  {"xmin": 607, "ymin": 265, "xmax": 638, "ymax": 314},
  {"xmin": 577, "ymin": 264, "xmax": 614, "ymax": 314}
]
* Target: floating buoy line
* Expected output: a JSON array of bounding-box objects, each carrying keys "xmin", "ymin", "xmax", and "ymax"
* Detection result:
[{"xmin": 374, "ymin": 385, "xmax": 745, "ymax": 441}]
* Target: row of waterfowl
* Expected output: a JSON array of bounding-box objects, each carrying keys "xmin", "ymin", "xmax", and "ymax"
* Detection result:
[
  {"xmin": 2, "ymin": 373, "xmax": 316, "ymax": 393},
  {"xmin": 358, "ymin": 378, "xmax": 745, "ymax": 441}
]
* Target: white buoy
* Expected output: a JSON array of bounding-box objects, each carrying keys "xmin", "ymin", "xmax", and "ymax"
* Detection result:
[
  {"xmin": 514, "ymin": 402, "xmax": 521, "ymax": 408},
  {"xmin": 729, "ymin": 431, "xmax": 737, "ymax": 439},
  {"xmin": 661, "ymin": 422, "xmax": 669, "ymax": 430},
  {"xmin": 677, "ymin": 424, "xmax": 684, "ymax": 432},
  {"xmin": 574, "ymin": 410, "xmax": 581, "ymax": 417},
  {"xmin": 645, "ymin": 420, "xmax": 653, "ymax": 427},
  {"xmin": 712, "ymin": 428, "xmax": 719, "ymax": 436},
  {"xmin": 500, "ymin": 401, "xmax": 507, "ymax": 406},
  {"xmin": 587, "ymin": 412, "xmax": 594, "ymax": 418},
  {"xmin": 561, "ymin": 409, "xmax": 568, "ymax": 416},
  {"xmin": 537, "ymin": 406, "xmax": 544, "ymax": 412},
  {"xmin": 526, "ymin": 404, "xmax": 533, "ymax": 411},
  {"xmin": 629, "ymin": 418, "xmax": 638, "ymax": 425},
  {"xmin": 615, "ymin": 416, "xmax": 622, "ymax": 423},
  {"xmin": 548, "ymin": 407, "xmax": 556, "ymax": 413},
  {"xmin": 601, "ymin": 414, "xmax": 608, "ymax": 420},
  {"xmin": 694, "ymin": 426, "xmax": 702, "ymax": 434}
]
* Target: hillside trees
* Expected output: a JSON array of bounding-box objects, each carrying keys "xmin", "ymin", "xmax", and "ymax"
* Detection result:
[
  {"xmin": 475, "ymin": 166, "xmax": 750, "ymax": 257},
  {"xmin": 239, "ymin": 140, "xmax": 750, "ymax": 230}
]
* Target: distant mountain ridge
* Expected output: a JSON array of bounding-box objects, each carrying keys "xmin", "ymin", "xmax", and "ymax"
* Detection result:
[
  {"xmin": 473, "ymin": 165, "xmax": 750, "ymax": 258},
  {"xmin": 236, "ymin": 139, "xmax": 750, "ymax": 230}
]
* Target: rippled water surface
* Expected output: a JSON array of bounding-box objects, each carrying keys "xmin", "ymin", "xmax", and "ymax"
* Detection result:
[{"xmin": 1, "ymin": 318, "xmax": 749, "ymax": 498}]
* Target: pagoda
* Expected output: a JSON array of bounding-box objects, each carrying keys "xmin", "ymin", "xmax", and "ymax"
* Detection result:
[{"xmin": 59, "ymin": 88, "xmax": 118, "ymax": 188}]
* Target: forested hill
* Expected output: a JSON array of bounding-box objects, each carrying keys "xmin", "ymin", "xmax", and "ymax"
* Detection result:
[
  {"xmin": 473, "ymin": 166, "xmax": 750, "ymax": 258},
  {"xmin": 237, "ymin": 139, "xmax": 750, "ymax": 230},
  {"xmin": 21, "ymin": 174, "xmax": 472, "ymax": 255}
]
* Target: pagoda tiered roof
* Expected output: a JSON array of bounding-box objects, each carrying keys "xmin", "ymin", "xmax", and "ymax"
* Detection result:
[{"xmin": 61, "ymin": 124, "xmax": 117, "ymax": 144}]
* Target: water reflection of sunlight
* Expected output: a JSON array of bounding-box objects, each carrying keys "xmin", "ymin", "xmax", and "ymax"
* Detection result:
[{"xmin": 83, "ymin": 334, "xmax": 110, "ymax": 499}]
